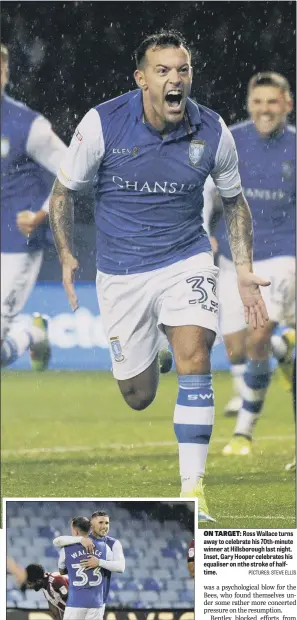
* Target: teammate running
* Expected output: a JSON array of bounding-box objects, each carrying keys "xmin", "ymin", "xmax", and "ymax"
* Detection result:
[
  {"xmin": 204, "ymin": 72, "xmax": 295, "ymax": 455},
  {"xmin": 1, "ymin": 42, "xmax": 67, "ymax": 370},
  {"xmin": 49, "ymin": 30, "xmax": 270, "ymax": 522}
]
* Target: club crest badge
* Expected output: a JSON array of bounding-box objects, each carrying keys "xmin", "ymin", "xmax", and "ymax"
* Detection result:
[
  {"xmin": 1, "ymin": 137, "xmax": 10, "ymax": 158},
  {"xmin": 189, "ymin": 139, "xmax": 205, "ymax": 167},
  {"xmin": 282, "ymin": 160, "xmax": 293, "ymax": 180},
  {"xmin": 110, "ymin": 336, "xmax": 125, "ymax": 362}
]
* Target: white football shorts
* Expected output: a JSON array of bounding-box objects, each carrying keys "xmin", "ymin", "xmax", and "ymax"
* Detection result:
[
  {"xmin": 1, "ymin": 251, "xmax": 43, "ymax": 340},
  {"xmin": 218, "ymin": 255, "xmax": 296, "ymax": 335},
  {"xmin": 96, "ymin": 252, "xmax": 219, "ymax": 380},
  {"xmin": 63, "ymin": 607, "xmax": 104, "ymax": 620}
]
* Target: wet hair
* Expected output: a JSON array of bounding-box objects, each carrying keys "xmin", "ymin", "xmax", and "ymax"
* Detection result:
[
  {"xmin": 26, "ymin": 564, "xmax": 44, "ymax": 583},
  {"xmin": 134, "ymin": 30, "xmax": 191, "ymax": 68},
  {"xmin": 91, "ymin": 510, "xmax": 109, "ymax": 519},
  {"xmin": 72, "ymin": 516, "xmax": 91, "ymax": 533},
  {"xmin": 248, "ymin": 72, "xmax": 292, "ymax": 101},
  {"xmin": 1, "ymin": 43, "xmax": 9, "ymax": 63}
]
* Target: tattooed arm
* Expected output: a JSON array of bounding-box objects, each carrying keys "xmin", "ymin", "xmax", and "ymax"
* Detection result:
[
  {"xmin": 210, "ymin": 120, "xmax": 270, "ymax": 328},
  {"xmin": 49, "ymin": 178, "xmax": 75, "ymax": 259},
  {"xmin": 221, "ymin": 191, "xmax": 253, "ymax": 272},
  {"xmin": 221, "ymin": 191, "xmax": 270, "ymax": 328},
  {"xmin": 49, "ymin": 109, "xmax": 104, "ymax": 309},
  {"xmin": 49, "ymin": 179, "xmax": 79, "ymax": 310}
]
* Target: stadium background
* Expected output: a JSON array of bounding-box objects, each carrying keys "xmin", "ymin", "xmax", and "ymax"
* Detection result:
[
  {"xmin": 6, "ymin": 500, "xmax": 194, "ymax": 617},
  {"xmin": 2, "ymin": 1, "xmax": 296, "ymax": 530},
  {"xmin": 1, "ymin": 0, "xmax": 296, "ymax": 370}
]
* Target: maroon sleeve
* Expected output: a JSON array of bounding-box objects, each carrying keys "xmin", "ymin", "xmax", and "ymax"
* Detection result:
[
  {"xmin": 187, "ymin": 539, "xmax": 194, "ymax": 562},
  {"xmin": 52, "ymin": 574, "xmax": 69, "ymax": 599}
]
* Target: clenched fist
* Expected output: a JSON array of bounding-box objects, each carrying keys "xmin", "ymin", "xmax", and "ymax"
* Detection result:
[{"xmin": 17, "ymin": 209, "xmax": 48, "ymax": 236}]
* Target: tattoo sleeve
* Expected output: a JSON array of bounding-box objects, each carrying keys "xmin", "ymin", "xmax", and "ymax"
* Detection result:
[
  {"xmin": 49, "ymin": 179, "xmax": 75, "ymax": 259},
  {"xmin": 221, "ymin": 191, "xmax": 253, "ymax": 269}
]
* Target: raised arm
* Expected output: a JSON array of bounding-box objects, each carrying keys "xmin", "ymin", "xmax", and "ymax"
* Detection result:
[
  {"xmin": 7, "ymin": 557, "xmax": 27, "ymax": 586},
  {"xmin": 53, "ymin": 535, "xmax": 82, "ymax": 547},
  {"xmin": 53, "ymin": 535, "xmax": 95, "ymax": 553}
]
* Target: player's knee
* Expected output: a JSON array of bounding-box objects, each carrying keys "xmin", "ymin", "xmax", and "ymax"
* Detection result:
[
  {"xmin": 120, "ymin": 384, "xmax": 156, "ymax": 411},
  {"xmin": 170, "ymin": 327, "xmax": 215, "ymax": 375},
  {"xmin": 175, "ymin": 348, "xmax": 211, "ymax": 375}
]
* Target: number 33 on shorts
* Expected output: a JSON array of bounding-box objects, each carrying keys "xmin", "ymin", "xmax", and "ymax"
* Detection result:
[{"xmin": 186, "ymin": 275, "xmax": 218, "ymax": 314}]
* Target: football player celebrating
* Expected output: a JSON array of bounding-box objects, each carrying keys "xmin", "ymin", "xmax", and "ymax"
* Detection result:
[
  {"xmin": 54, "ymin": 511, "xmax": 125, "ymax": 614},
  {"xmin": 7, "ymin": 557, "xmax": 68, "ymax": 620},
  {"xmin": 204, "ymin": 72, "xmax": 295, "ymax": 455},
  {"xmin": 49, "ymin": 30, "xmax": 269, "ymax": 522},
  {"xmin": 1, "ymin": 42, "xmax": 67, "ymax": 370},
  {"xmin": 57, "ymin": 515, "xmax": 119, "ymax": 620}
]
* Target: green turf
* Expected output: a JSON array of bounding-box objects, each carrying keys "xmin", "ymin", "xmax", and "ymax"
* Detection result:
[{"xmin": 2, "ymin": 371, "xmax": 295, "ymax": 528}]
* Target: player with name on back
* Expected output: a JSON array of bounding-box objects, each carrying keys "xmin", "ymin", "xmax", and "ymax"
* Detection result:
[
  {"xmin": 1, "ymin": 42, "xmax": 67, "ymax": 371},
  {"xmin": 49, "ymin": 30, "xmax": 270, "ymax": 522},
  {"xmin": 58, "ymin": 516, "xmax": 117, "ymax": 620},
  {"xmin": 204, "ymin": 72, "xmax": 295, "ymax": 457},
  {"xmin": 54, "ymin": 510, "xmax": 125, "ymax": 615}
]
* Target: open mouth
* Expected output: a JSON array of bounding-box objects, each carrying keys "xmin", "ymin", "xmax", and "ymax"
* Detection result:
[
  {"xmin": 260, "ymin": 115, "xmax": 273, "ymax": 122},
  {"xmin": 165, "ymin": 91, "xmax": 183, "ymax": 109}
]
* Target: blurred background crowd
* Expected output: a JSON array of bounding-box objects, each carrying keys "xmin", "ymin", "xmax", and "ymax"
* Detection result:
[
  {"xmin": 7, "ymin": 501, "xmax": 194, "ymax": 611},
  {"xmin": 3, "ymin": 2, "xmax": 296, "ymax": 133},
  {"xmin": 2, "ymin": 1, "xmax": 295, "ymax": 280}
]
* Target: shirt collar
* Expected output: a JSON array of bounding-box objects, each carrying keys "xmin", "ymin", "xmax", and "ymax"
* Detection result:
[
  {"xmin": 185, "ymin": 96, "xmax": 201, "ymax": 127},
  {"xmin": 250, "ymin": 120, "xmax": 287, "ymax": 142},
  {"xmin": 129, "ymin": 89, "xmax": 144, "ymax": 121}
]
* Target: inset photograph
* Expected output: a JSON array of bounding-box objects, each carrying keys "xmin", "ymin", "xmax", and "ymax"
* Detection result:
[{"xmin": 6, "ymin": 499, "xmax": 195, "ymax": 619}]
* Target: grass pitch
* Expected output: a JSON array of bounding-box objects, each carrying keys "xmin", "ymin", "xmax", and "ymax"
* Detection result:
[{"xmin": 2, "ymin": 371, "xmax": 295, "ymax": 529}]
